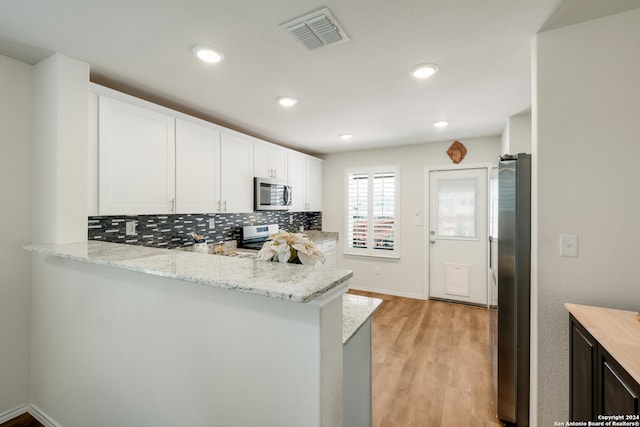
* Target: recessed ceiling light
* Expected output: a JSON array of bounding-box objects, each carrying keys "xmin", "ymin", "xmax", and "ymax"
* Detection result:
[
  {"xmin": 192, "ymin": 45, "xmax": 223, "ymax": 63},
  {"xmin": 410, "ymin": 63, "xmax": 439, "ymax": 79},
  {"xmin": 277, "ymin": 96, "xmax": 298, "ymax": 107},
  {"xmin": 340, "ymin": 134, "xmax": 353, "ymax": 140},
  {"xmin": 433, "ymin": 120, "xmax": 449, "ymax": 128}
]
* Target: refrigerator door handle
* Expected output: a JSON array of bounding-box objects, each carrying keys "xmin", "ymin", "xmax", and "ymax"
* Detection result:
[{"xmin": 489, "ymin": 236, "xmax": 493, "ymax": 267}]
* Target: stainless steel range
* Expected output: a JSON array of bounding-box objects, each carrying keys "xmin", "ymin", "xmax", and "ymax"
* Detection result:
[{"xmin": 240, "ymin": 224, "xmax": 279, "ymax": 250}]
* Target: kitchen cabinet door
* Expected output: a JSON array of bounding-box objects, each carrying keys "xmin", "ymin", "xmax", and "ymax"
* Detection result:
[
  {"xmin": 98, "ymin": 96, "xmax": 175, "ymax": 215},
  {"xmin": 287, "ymin": 153, "xmax": 323, "ymax": 212},
  {"xmin": 321, "ymin": 240, "xmax": 337, "ymax": 268},
  {"xmin": 254, "ymin": 141, "xmax": 287, "ymax": 181},
  {"xmin": 305, "ymin": 157, "xmax": 322, "ymax": 211},
  {"xmin": 287, "ymin": 151, "xmax": 306, "ymax": 211},
  {"xmin": 598, "ymin": 348, "xmax": 640, "ymax": 416},
  {"xmin": 220, "ymin": 132, "xmax": 254, "ymax": 213},
  {"xmin": 569, "ymin": 314, "xmax": 640, "ymax": 422},
  {"xmin": 175, "ymin": 119, "xmax": 221, "ymax": 213},
  {"xmin": 570, "ymin": 318, "xmax": 597, "ymax": 421}
]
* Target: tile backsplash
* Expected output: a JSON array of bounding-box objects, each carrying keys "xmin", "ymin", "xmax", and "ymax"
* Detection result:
[{"xmin": 88, "ymin": 211, "xmax": 322, "ymax": 249}]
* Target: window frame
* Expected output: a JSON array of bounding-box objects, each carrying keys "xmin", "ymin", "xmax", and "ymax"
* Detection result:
[{"xmin": 344, "ymin": 166, "xmax": 400, "ymax": 259}]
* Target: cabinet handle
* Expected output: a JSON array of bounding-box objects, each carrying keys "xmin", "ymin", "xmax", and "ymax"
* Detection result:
[
  {"xmin": 170, "ymin": 198, "xmax": 175, "ymax": 213},
  {"xmin": 217, "ymin": 200, "xmax": 221, "ymax": 212},
  {"xmin": 223, "ymin": 200, "xmax": 227, "ymax": 212}
]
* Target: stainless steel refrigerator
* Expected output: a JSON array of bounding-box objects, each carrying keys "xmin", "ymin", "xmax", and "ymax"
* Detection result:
[{"xmin": 495, "ymin": 153, "xmax": 531, "ymax": 427}]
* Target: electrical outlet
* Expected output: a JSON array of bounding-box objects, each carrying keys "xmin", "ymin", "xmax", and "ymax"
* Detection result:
[
  {"xmin": 289, "ymin": 214, "xmax": 293, "ymax": 224},
  {"xmin": 209, "ymin": 218, "xmax": 215, "ymax": 228},
  {"xmin": 125, "ymin": 221, "xmax": 137, "ymax": 236},
  {"xmin": 374, "ymin": 266, "xmax": 381, "ymax": 275}
]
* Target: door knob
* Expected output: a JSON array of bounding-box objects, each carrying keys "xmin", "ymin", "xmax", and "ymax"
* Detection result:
[{"xmin": 430, "ymin": 230, "xmax": 436, "ymax": 244}]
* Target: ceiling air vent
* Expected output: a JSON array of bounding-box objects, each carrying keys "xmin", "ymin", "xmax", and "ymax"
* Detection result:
[{"xmin": 280, "ymin": 7, "xmax": 350, "ymax": 51}]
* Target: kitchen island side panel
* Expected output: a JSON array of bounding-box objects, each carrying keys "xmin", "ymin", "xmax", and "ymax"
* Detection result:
[{"xmin": 30, "ymin": 254, "xmax": 344, "ymax": 427}]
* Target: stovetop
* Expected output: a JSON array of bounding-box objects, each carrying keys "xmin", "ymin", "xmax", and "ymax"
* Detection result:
[{"xmin": 238, "ymin": 241, "xmax": 265, "ymax": 251}]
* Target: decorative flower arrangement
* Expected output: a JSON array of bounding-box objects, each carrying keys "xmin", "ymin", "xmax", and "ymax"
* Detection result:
[{"xmin": 257, "ymin": 230, "xmax": 326, "ymax": 265}]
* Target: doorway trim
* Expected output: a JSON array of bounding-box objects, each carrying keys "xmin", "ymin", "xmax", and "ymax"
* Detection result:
[{"xmin": 423, "ymin": 162, "xmax": 493, "ymax": 303}]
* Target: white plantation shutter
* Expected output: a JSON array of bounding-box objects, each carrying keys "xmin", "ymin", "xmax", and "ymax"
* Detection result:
[
  {"xmin": 372, "ymin": 172, "xmax": 395, "ymax": 250},
  {"xmin": 346, "ymin": 167, "xmax": 399, "ymax": 258},
  {"xmin": 347, "ymin": 172, "xmax": 368, "ymax": 249}
]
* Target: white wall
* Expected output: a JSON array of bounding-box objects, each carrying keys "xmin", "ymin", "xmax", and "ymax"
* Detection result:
[
  {"xmin": 0, "ymin": 55, "xmax": 33, "ymax": 415},
  {"xmin": 533, "ymin": 9, "xmax": 640, "ymax": 425},
  {"xmin": 33, "ymin": 53, "xmax": 89, "ymax": 244},
  {"xmin": 30, "ymin": 254, "xmax": 344, "ymax": 427},
  {"xmin": 322, "ymin": 137, "xmax": 500, "ymax": 298},
  {"xmin": 501, "ymin": 113, "xmax": 532, "ymax": 155}
]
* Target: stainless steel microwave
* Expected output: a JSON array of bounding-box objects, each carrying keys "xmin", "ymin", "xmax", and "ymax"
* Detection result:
[{"xmin": 254, "ymin": 178, "xmax": 292, "ymax": 211}]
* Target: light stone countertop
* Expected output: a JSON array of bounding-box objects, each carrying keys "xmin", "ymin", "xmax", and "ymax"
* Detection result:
[
  {"xmin": 565, "ymin": 303, "xmax": 640, "ymax": 385},
  {"xmin": 303, "ymin": 230, "xmax": 339, "ymax": 243},
  {"xmin": 343, "ymin": 293, "xmax": 382, "ymax": 345},
  {"xmin": 25, "ymin": 241, "xmax": 353, "ymax": 303}
]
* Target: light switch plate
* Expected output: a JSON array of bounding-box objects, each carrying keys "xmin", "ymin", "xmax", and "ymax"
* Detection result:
[{"xmin": 560, "ymin": 234, "xmax": 578, "ymax": 257}]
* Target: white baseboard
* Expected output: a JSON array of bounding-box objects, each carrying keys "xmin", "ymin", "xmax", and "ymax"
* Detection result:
[
  {"xmin": 29, "ymin": 404, "xmax": 61, "ymax": 427},
  {"xmin": 0, "ymin": 405, "xmax": 29, "ymax": 423},
  {"xmin": 347, "ymin": 284, "xmax": 426, "ymax": 300},
  {"xmin": 0, "ymin": 403, "xmax": 60, "ymax": 427}
]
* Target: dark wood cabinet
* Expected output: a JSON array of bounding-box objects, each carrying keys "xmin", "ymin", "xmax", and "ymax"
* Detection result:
[
  {"xmin": 570, "ymin": 314, "xmax": 640, "ymax": 421},
  {"xmin": 599, "ymin": 348, "xmax": 640, "ymax": 416},
  {"xmin": 570, "ymin": 318, "xmax": 597, "ymax": 420}
]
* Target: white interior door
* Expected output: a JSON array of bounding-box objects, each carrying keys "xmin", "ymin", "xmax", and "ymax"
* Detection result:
[{"xmin": 429, "ymin": 168, "xmax": 488, "ymax": 305}]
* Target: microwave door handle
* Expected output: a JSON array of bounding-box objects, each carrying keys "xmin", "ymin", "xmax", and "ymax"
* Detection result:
[{"xmin": 284, "ymin": 186, "xmax": 290, "ymax": 206}]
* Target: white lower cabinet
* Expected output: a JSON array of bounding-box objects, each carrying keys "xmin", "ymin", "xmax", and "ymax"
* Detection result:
[
  {"xmin": 343, "ymin": 317, "xmax": 373, "ymax": 427},
  {"xmin": 98, "ymin": 95, "xmax": 176, "ymax": 215},
  {"xmin": 317, "ymin": 239, "xmax": 337, "ymax": 268}
]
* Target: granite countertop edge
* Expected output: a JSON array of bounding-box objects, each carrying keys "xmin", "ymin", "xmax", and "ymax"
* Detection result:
[
  {"xmin": 25, "ymin": 241, "xmax": 353, "ymax": 304},
  {"xmin": 342, "ymin": 294, "xmax": 383, "ymax": 345}
]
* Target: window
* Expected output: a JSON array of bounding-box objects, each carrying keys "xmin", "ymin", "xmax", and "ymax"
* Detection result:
[
  {"xmin": 436, "ymin": 178, "xmax": 478, "ymax": 239},
  {"xmin": 345, "ymin": 167, "xmax": 399, "ymax": 258}
]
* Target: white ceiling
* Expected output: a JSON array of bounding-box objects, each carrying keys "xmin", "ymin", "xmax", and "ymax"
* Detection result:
[{"xmin": 0, "ymin": 0, "xmax": 637, "ymax": 155}]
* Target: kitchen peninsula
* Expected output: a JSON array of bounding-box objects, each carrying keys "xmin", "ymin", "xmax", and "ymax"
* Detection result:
[{"xmin": 25, "ymin": 241, "xmax": 362, "ymax": 427}]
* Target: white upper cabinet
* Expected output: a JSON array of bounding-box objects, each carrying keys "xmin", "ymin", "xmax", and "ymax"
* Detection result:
[
  {"xmin": 175, "ymin": 118, "xmax": 221, "ymax": 214},
  {"xmin": 98, "ymin": 96, "xmax": 176, "ymax": 215},
  {"xmin": 305, "ymin": 156, "xmax": 322, "ymax": 211},
  {"xmin": 287, "ymin": 152, "xmax": 323, "ymax": 212},
  {"xmin": 254, "ymin": 142, "xmax": 287, "ymax": 181},
  {"xmin": 220, "ymin": 132, "xmax": 254, "ymax": 213},
  {"xmin": 93, "ymin": 85, "xmax": 317, "ymax": 216},
  {"xmin": 288, "ymin": 151, "xmax": 306, "ymax": 211}
]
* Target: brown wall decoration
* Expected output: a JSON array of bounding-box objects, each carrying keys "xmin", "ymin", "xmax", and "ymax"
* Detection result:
[{"xmin": 447, "ymin": 140, "xmax": 467, "ymax": 164}]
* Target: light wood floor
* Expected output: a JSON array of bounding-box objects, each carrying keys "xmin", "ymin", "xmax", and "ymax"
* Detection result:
[{"xmin": 349, "ymin": 291, "xmax": 501, "ymax": 427}]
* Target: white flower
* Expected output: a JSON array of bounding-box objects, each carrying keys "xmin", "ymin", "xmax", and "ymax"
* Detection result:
[{"xmin": 256, "ymin": 230, "xmax": 325, "ymax": 265}]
